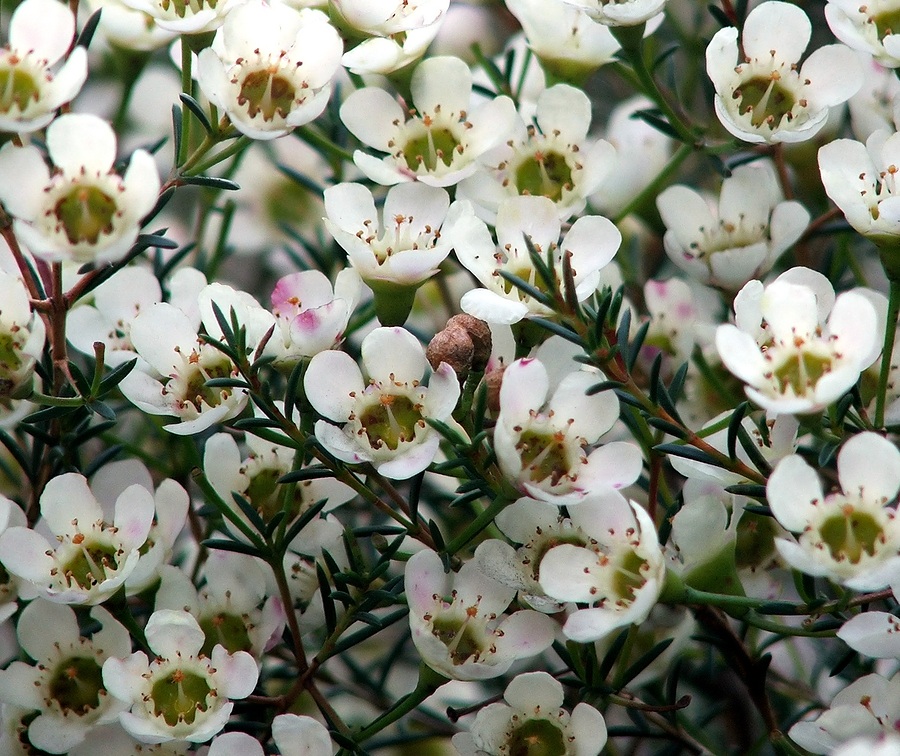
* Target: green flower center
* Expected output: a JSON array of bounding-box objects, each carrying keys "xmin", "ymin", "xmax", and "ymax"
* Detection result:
[
  {"xmin": 359, "ymin": 394, "xmax": 423, "ymax": 451},
  {"xmin": 238, "ymin": 70, "xmax": 296, "ymax": 121},
  {"xmin": 152, "ymin": 668, "xmax": 211, "ymax": 727},
  {"xmin": 0, "ymin": 66, "xmax": 40, "ymax": 112},
  {"xmin": 0, "ymin": 331, "xmax": 23, "ymax": 373},
  {"xmin": 508, "ymin": 718, "xmax": 567, "ymax": 756},
  {"xmin": 181, "ymin": 356, "xmax": 235, "ymax": 412},
  {"xmin": 403, "ymin": 127, "xmax": 459, "ymax": 172},
  {"xmin": 199, "ymin": 612, "xmax": 252, "ymax": 657},
  {"xmin": 160, "ymin": 0, "xmax": 217, "ymax": 19},
  {"xmin": 516, "ymin": 430, "xmax": 571, "ymax": 486},
  {"xmin": 735, "ymin": 75, "xmax": 797, "ymax": 129},
  {"xmin": 612, "ymin": 549, "xmax": 648, "ymax": 603},
  {"xmin": 772, "ymin": 351, "xmax": 832, "ymax": 395},
  {"xmin": 873, "ymin": 8, "xmax": 900, "ymax": 39},
  {"xmin": 514, "ymin": 151, "xmax": 573, "ymax": 202},
  {"xmin": 54, "ymin": 186, "xmax": 117, "ymax": 246},
  {"xmin": 430, "ymin": 611, "xmax": 486, "ymax": 665},
  {"xmin": 62, "ymin": 540, "xmax": 120, "ymax": 589},
  {"xmin": 49, "ymin": 656, "xmax": 105, "ymax": 714},
  {"xmin": 245, "ymin": 467, "xmax": 304, "ymax": 522},
  {"xmin": 819, "ymin": 507, "xmax": 884, "ymax": 564},
  {"xmin": 735, "ymin": 512, "xmax": 779, "ymax": 570}
]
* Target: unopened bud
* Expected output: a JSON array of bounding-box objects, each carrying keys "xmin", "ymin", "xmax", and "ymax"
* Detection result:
[
  {"xmin": 485, "ymin": 365, "xmax": 505, "ymax": 414},
  {"xmin": 445, "ymin": 314, "xmax": 492, "ymax": 372},
  {"xmin": 426, "ymin": 326, "xmax": 475, "ymax": 378}
]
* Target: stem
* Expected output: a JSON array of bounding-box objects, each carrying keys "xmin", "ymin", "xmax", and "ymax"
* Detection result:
[
  {"xmin": 875, "ymin": 275, "xmax": 900, "ymax": 428},
  {"xmin": 178, "ymin": 39, "xmax": 193, "ymax": 168}
]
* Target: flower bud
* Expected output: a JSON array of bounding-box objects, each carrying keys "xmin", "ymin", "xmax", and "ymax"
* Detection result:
[{"xmin": 445, "ymin": 314, "xmax": 492, "ymax": 372}]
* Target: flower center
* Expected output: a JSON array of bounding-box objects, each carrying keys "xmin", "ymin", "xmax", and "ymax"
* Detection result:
[
  {"xmin": 49, "ymin": 656, "xmax": 105, "ymax": 714},
  {"xmin": 873, "ymin": 7, "xmax": 900, "ymax": 39},
  {"xmin": 358, "ymin": 394, "xmax": 423, "ymax": 451},
  {"xmin": 514, "ymin": 150, "xmax": 573, "ymax": 202},
  {"xmin": 199, "ymin": 612, "xmax": 253, "ymax": 657},
  {"xmin": 430, "ymin": 608, "xmax": 489, "ymax": 665},
  {"xmin": 734, "ymin": 75, "xmax": 797, "ymax": 129},
  {"xmin": 516, "ymin": 429, "xmax": 572, "ymax": 486},
  {"xmin": 819, "ymin": 507, "xmax": 884, "ymax": 564},
  {"xmin": 0, "ymin": 64, "xmax": 40, "ymax": 113},
  {"xmin": 171, "ymin": 352, "xmax": 236, "ymax": 413},
  {"xmin": 0, "ymin": 331, "xmax": 23, "ymax": 375},
  {"xmin": 160, "ymin": 0, "xmax": 218, "ymax": 18},
  {"xmin": 612, "ymin": 549, "xmax": 648, "ymax": 604},
  {"xmin": 238, "ymin": 68, "xmax": 296, "ymax": 121},
  {"xmin": 508, "ymin": 718, "xmax": 567, "ymax": 756},
  {"xmin": 245, "ymin": 466, "xmax": 303, "ymax": 522},
  {"xmin": 62, "ymin": 540, "xmax": 120, "ymax": 589},
  {"xmin": 771, "ymin": 350, "xmax": 832, "ymax": 396},
  {"xmin": 151, "ymin": 668, "xmax": 212, "ymax": 727},
  {"xmin": 54, "ymin": 185, "xmax": 117, "ymax": 245},
  {"xmin": 402, "ymin": 126, "xmax": 460, "ymax": 172}
]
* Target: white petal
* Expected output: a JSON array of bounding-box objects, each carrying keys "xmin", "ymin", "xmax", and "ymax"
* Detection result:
[
  {"xmin": 47, "ymin": 114, "xmax": 117, "ymax": 176},
  {"xmin": 741, "ymin": 1, "xmax": 810, "ymax": 63},
  {"xmin": 144, "ymin": 609, "xmax": 204, "ymax": 658},
  {"xmin": 767, "ymin": 454, "xmax": 822, "ymax": 532},
  {"xmin": 838, "ymin": 432, "xmax": 900, "ymax": 504},
  {"xmin": 361, "ymin": 327, "xmax": 426, "ymax": 385},
  {"xmin": 41, "ymin": 473, "xmax": 102, "ymax": 534},
  {"xmin": 211, "ymin": 646, "xmax": 259, "ymax": 698},
  {"xmin": 504, "ymin": 671, "xmax": 564, "ymax": 711},
  {"xmin": 272, "ymin": 714, "xmax": 333, "ymax": 756},
  {"xmin": 340, "ymin": 87, "xmax": 404, "ymax": 151},
  {"xmin": 304, "ymin": 350, "xmax": 364, "ymax": 421}
]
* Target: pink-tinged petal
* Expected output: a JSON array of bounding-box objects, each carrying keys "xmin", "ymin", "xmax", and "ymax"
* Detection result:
[
  {"xmin": 504, "ymin": 671, "xmax": 564, "ymax": 711},
  {"xmin": 361, "ymin": 327, "xmax": 426, "ymax": 386},
  {"xmin": 41, "ymin": 473, "xmax": 102, "ymax": 534},
  {"xmin": 304, "ymin": 350, "xmax": 364, "ymax": 421},
  {"xmin": 579, "ymin": 441, "xmax": 644, "ymax": 491},
  {"xmin": 499, "ymin": 358, "xmax": 550, "ymax": 421},
  {"xmin": 405, "ymin": 548, "xmax": 446, "ymax": 617},
  {"xmin": 376, "ymin": 433, "xmax": 441, "ymax": 479},
  {"xmin": 460, "ymin": 288, "xmax": 529, "ymax": 325},
  {"xmin": 102, "ymin": 652, "xmax": 150, "ymax": 703},
  {"xmin": 562, "ymin": 606, "xmax": 631, "ymax": 643},
  {"xmin": 47, "ymin": 114, "xmax": 117, "ymax": 176},
  {"xmin": 0, "ymin": 661, "xmax": 44, "ymax": 709},
  {"xmin": 801, "ymin": 44, "xmax": 863, "ymax": 109},
  {"xmin": 493, "ymin": 610, "xmax": 556, "ymax": 659},
  {"xmin": 208, "ymin": 732, "xmax": 265, "ymax": 756},
  {"xmin": 412, "ymin": 56, "xmax": 471, "ymax": 116},
  {"xmin": 18, "ymin": 599, "xmax": 79, "ymax": 659},
  {"xmin": 838, "ymin": 612, "xmax": 900, "ymax": 658},
  {"xmin": 423, "ymin": 362, "xmax": 461, "ymax": 420},
  {"xmin": 539, "ymin": 544, "xmax": 600, "ymax": 602},
  {"xmin": 742, "ymin": 1, "xmax": 810, "ymax": 63},
  {"xmin": 211, "ymin": 646, "xmax": 259, "ymax": 699},
  {"xmin": 340, "ymin": 88, "xmax": 404, "ymax": 151},
  {"xmin": 272, "ymin": 714, "xmax": 333, "ymax": 756},
  {"xmin": 767, "ymin": 454, "xmax": 823, "ymax": 531},
  {"xmin": 113, "ymin": 484, "xmax": 155, "ymax": 551},
  {"xmin": 145, "ymin": 609, "xmax": 205, "ymax": 659},
  {"xmin": 537, "ymin": 84, "xmax": 591, "ymax": 144},
  {"xmin": 324, "ymin": 182, "xmax": 378, "ymax": 234},
  {"xmin": 838, "ymin": 432, "xmax": 900, "ymax": 504},
  {"xmin": 10, "ymin": 0, "xmax": 75, "ymax": 64},
  {"xmin": 0, "ymin": 527, "xmax": 54, "ymax": 585}
]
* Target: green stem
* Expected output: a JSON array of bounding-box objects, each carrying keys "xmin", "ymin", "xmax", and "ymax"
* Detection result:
[
  {"xmin": 185, "ymin": 134, "xmax": 250, "ymax": 176},
  {"xmin": 178, "ymin": 38, "xmax": 193, "ymax": 168},
  {"xmin": 875, "ymin": 275, "xmax": 900, "ymax": 428}
]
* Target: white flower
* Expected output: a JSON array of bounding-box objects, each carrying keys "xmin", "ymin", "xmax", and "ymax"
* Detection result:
[
  {"xmin": 767, "ymin": 431, "xmax": 900, "ymax": 590},
  {"xmin": 452, "ymin": 672, "xmax": 607, "ymax": 756},
  {"xmin": 121, "ymin": 0, "xmax": 243, "ymax": 34},
  {"xmin": 206, "ymin": 714, "xmax": 331, "ymax": 756},
  {"xmin": 86, "ymin": 0, "xmax": 177, "ymax": 51},
  {"xmin": 0, "ymin": 269, "xmax": 45, "ymax": 398},
  {"xmin": 457, "ymin": 84, "xmax": 616, "ymax": 222},
  {"xmin": 118, "ymin": 302, "xmax": 249, "ymax": 435},
  {"xmin": 706, "ymin": 1, "xmax": 862, "ymax": 143},
  {"xmin": 715, "ymin": 270, "xmax": 879, "ymax": 414},
  {"xmin": 560, "ymin": 0, "xmax": 665, "ymax": 26},
  {"xmin": 102, "ymin": 610, "xmax": 259, "ymax": 744},
  {"xmin": 790, "ymin": 673, "xmax": 900, "ymax": 753},
  {"xmin": 0, "ymin": 472, "xmax": 156, "ymax": 605},
  {"xmin": 324, "ymin": 182, "xmax": 462, "ymax": 288},
  {"xmin": 818, "ymin": 131, "xmax": 900, "ymax": 245},
  {"xmin": 197, "ymin": 3, "xmax": 342, "ymax": 140},
  {"xmin": 0, "ymin": 114, "xmax": 159, "ymax": 264},
  {"xmin": 826, "ymin": 0, "xmax": 900, "ymax": 68},
  {"xmin": 656, "ymin": 162, "xmax": 810, "ymax": 290},
  {"xmin": 493, "ymin": 356, "xmax": 642, "ymax": 504},
  {"xmin": 539, "ymin": 492, "xmax": 666, "ymax": 643},
  {"xmin": 0, "ymin": 601, "xmax": 131, "ymax": 753},
  {"xmin": 304, "ymin": 326, "xmax": 460, "ymax": 479},
  {"xmin": 405, "ymin": 548, "xmax": 555, "ymax": 680},
  {"xmin": 0, "ymin": 498, "xmax": 25, "ymax": 625},
  {"xmin": 848, "ymin": 55, "xmax": 900, "ymax": 141},
  {"xmin": 154, "ymin": 554, "xmax": 285, "ymax": 659},
  {"xmin": 0, "ymin": 0, "xmax": 87, "ymax": 132},
  {"xmin": 453, "ymin": 195, "xmax": 621, "ymax": 325},
  {"xmin": 340, "ymin": 55, "xmax": 517, "ymax": 187},
  {"xmin": 334, "ymin": 0, "xmax": 448, "ymax": 74}
]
